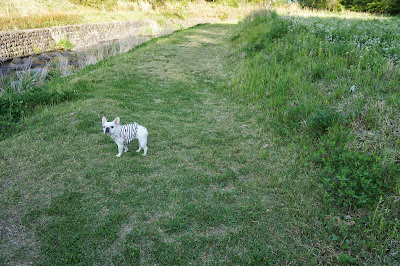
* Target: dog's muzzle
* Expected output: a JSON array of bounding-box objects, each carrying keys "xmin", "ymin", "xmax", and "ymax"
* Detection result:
[{"xmin": 105, "ymin": 127, "xmax": 110, "ymax": 133}]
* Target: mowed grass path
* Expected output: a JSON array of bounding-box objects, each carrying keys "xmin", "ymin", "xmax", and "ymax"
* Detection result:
[{"xmin": 1, "ymin": 24, "xmax": 325, "ymax": 264}]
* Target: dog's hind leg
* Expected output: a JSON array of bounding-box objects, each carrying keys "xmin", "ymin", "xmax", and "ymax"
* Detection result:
[
  {"xmin": 136, "ymin": 126, "xmax": 148, "ymax": 156},
  {"xmin": 137, "ymin": 137, "xmax": 147, "ymax": 155}
]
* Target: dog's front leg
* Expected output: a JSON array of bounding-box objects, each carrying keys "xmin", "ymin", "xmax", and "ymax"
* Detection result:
[{"xmin": 115, "ymin": 139, "xmax": 124, "ymax": 157}]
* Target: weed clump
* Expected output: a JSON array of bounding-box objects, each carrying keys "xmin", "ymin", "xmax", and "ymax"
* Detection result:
[
  {"xmin": 313, "ymin": 128, "xmax": 395, "ymax": 209},
  {"xmin": 306, "ymin": 107, "xmax": 397, "ymax": 209},
  {"xmin": 306, "ymin": 107, "xmax": 341, "ymax": 138}
]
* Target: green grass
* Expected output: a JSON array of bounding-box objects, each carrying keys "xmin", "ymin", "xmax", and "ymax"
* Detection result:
[
  {"xmin": 0, "ymin": 14, "xmax": 399, "ymax": 265},
  {"xmin": 229, "ymin": 9, "xmax": 400, "ymax": 263}
]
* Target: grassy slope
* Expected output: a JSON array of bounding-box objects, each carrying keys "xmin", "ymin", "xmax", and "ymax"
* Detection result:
[
  {"xmin": 1, "ymin": 24, "xmax": 338, "ymax": 264},
  {"xmin": 229, "ymin": 10, "xmax": 400, "ymax": 264}
]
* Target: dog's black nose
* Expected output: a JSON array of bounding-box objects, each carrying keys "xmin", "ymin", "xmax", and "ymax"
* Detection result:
[{"xmin": 105, "ymin": 127, "xmax": 110, "ymax": 133}]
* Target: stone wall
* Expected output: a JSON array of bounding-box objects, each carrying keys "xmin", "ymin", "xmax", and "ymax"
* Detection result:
[
  {"xmin": 0, "ymin": 28, "xmax": 54, "ymax": 60},
  {"xmin": 0, "ymin": 20, "xmax": 159, "ymax": 61}
]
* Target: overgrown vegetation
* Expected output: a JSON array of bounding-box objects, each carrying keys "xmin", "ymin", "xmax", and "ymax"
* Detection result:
[
  {"xmin": 230, "ymin": 10, "xmax": 399, "ymax": 262},
  {"xmin": 298, "ymin": 0, "xmax": 400, "ymax": 14},
  {"xmin": 340, "ymin": 0, "xmax": 400, "ymax": 14}
]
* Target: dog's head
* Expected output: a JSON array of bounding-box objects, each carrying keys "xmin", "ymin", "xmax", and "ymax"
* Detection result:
[{"xmin": 102, "ymin": 117, "xmax": 120, "ymax": 135}]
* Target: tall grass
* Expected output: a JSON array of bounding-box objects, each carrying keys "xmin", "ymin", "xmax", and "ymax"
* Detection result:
[
  {"xmin": 229, "ymin": 9, "xmax": 399, "ymax": 261},
  {"xmin": 231, "ymin": 10, "xmax": 400, "ymax": 164}
]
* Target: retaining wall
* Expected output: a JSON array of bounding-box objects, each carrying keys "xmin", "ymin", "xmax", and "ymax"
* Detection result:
[{"xmin": 0, "ymin": 20, "xmax": 165, "ymax": 61}]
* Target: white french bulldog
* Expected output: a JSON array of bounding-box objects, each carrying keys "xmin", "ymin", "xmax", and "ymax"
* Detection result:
[{"xmin": 102, "ymin": 117, "xmax": 148, "ymax": 157}]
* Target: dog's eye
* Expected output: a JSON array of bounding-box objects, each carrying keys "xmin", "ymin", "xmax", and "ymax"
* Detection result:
[{"xmin": 111, "ymin": 126, "xmax": 114, "ymax": 129}]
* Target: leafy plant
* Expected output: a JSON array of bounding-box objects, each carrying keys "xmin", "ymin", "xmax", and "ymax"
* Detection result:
[
  {"xmin": 313, "ymin": 128, "xmax": 395, "ymax": 209},
  {"xmin": 56, "ymin": 38, "xmax": 74, "ymax": 50},
  {"xmin": 306, "ymin": 107, "xmax": 342, "ymax": 138}
]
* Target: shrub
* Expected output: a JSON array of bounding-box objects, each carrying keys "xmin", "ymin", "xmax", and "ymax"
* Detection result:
[
  {"xmin": 299, "ymin": 0, "xmax": 343, "ymax": 10},
  {"xmin": 300, "ymin": 0, "xmax": 400, "ymax": 14},
  {"xmin": 56, "ymin": 38, "xmax": 74, "ymax": 50}
]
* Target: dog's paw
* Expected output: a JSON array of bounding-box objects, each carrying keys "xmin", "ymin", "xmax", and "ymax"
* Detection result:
[
  {"xmin": 116, "ymin": 154, "xmax": 122, "ymax": 157},
  {"xmin": 124, "ymin": 149, "xmax": 129, "ymax": 153}
]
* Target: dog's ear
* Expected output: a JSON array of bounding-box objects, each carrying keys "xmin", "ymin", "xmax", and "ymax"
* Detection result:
[
  {"xmin": 102, "ymin": 117, "xmax": 107, "ymax": 125},
  {"xmin": 114, "ymin": 117, "xmax": 120, "ymax": 126}
]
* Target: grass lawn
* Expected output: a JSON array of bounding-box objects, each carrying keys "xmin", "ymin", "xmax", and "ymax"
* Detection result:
[{"xmin": 0, "ymin": 21, "xmax": 396, "ymax": 264}]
